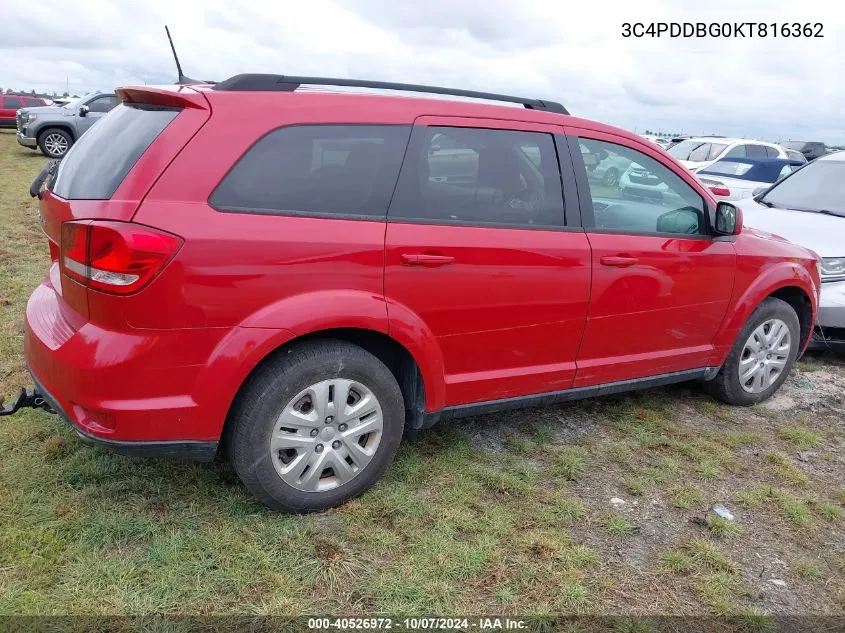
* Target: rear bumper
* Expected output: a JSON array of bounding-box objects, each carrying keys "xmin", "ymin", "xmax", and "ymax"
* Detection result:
[
  {"xmin": 23, "ymin": 275, "xmax": 232, "ymax": 454},
  {"xmin": 16, "ymin": 132, "xmax": 37, "ymax": 148},
  {"xmin": 29, "ymin": 370, "xmax": 217, "ymax": 461}
]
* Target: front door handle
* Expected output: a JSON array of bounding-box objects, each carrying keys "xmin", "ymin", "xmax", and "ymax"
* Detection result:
[
  {"xmin": 600, "ymin": 256, "xmax": 638, "ymax": 268},
  {"xmin": 400, "ymin": 253, "xmax": 455, "ymax": 267}
]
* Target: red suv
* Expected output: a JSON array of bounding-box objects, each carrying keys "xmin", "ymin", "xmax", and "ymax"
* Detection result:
[
  {"xmin": 0, "ymin": 94, "xmax": 48, "ymax": 128},
  {"xmin": 18, "ymin": 75, "xmax": 821, "ymax": 512}
]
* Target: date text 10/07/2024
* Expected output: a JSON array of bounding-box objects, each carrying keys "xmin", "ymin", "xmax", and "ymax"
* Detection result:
[
  {"xmin": 622, "ymin": 22, "xmax": 823, "ymax": 38},
  {"xmin": 307, "ymin": 618, "xmax": 527, "ymax": 630}
]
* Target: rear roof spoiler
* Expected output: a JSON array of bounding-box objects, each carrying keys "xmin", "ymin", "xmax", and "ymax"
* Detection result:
[
  {"xmin": 117, "ymin": 86, "xmax": 210, "ymax": 109},
  {"xmin": 212, "ymin": 73, "xmax": 569, "ymax": 114}
]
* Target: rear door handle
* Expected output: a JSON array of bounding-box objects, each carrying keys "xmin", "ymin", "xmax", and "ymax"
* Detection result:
[
  {"xmin": 600, "ymin": 256, "xmax": 638, "ymax": 268},
  {"xmin": 400, "ymin": 253, "xmax": 455, "ymax": 267}
]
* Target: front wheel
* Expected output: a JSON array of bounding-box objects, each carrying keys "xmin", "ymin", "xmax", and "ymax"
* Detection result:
[
  {"xmin": 227, "ymin": 340, "xmax": 405, "ymax": 513},
  {"xmin": 705, "ymin": 297, "xmax": 800, "ymax": 405},
  {"xmin": 37, "ymin": 128, "xmax": 73, "ymax": 158}
]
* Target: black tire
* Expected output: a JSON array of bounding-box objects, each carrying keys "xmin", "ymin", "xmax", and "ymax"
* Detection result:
[
  {"xmin": 705, "ymin": 297, "xmax": 800, "ymax": 406},
  {"xmin": 227, "ymin": 339, "xmax": 405, "ymax": 513},
  {"xmin": 603, "ymin": 168, "xmax": 620, "ymax": 186},
  {"xmin": 37, "ymin": 128, "xmax": 73, "ymax": 159}
]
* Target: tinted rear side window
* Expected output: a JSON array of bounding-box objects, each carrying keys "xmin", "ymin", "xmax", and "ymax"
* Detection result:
[
  {"xmin": 52, "ymin": 103, "xmax": 179, "ymax": 200},
  {"xmin": 3, "ymin": 96, "xmax": 21, "ymax": 109},
  {"xmin": 388, "ymin": 126, "xmax": 564, "ymax": 228},
  {"xmin": 210, "ymin": 125, "xmax": 411, "ymax": 218},
  {"xmin": 23, "ymin": 97, "xmax": 44, "ymax": 107}
]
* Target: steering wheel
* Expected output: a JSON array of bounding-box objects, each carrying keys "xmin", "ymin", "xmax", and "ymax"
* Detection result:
[{"xmin": 504, "ymin": 187, "xmax": 546, "ymax": 216}]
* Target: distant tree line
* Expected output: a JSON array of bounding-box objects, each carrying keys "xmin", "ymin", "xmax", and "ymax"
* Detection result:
[{"xmin": 0, "ymin": 87, "xmax": 79, "ymax": 98}]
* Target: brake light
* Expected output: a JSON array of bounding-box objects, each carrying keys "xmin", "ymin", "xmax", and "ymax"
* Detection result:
[
  {"xmin": 60, "ymin": 221, "xmax": 182, "ymax": 295},
  {"xmin": 708, "ymin": 185, "xmax": 731, "ymax": 197}
]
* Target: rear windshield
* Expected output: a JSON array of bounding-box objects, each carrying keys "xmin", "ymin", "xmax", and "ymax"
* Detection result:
[{"xmin": 51, "ymin": 103, "xmax": 180, "ymax": 200}]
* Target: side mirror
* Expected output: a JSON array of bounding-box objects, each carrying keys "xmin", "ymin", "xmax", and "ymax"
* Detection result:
[
  {"xmin": 715, "ymin": 201, "xmax": 742, "ymax": 236},
  {"xmin": 656, "ymin": 208, "xmax": 701, "ymax": 234},
  {"xmin": 428, "ymin": 144, "xmax": 441, "ymax": 155},
  {"xmin": 78, "ymin": 105, "xmax": 89, "ymax": 117},
  {"xmin": 752, "ymin": 186, "xmax": 768, "ymax": 198}
]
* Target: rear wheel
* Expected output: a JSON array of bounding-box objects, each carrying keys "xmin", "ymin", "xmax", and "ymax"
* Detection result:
[
  {"xmin": 706, "ymin": 297, "xmax": 799, "ymax": 405},
  {"xmin": 37, "ymin": 128, "xmax": 73, "ymax": 158},
  {"xmin": 228, "ymin": 340, "xmax": 404, "ymax": 513}
]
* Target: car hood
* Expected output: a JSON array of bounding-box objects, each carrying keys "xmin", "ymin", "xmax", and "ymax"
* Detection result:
[
  {"xmin": 17, "ymin": 105, "xmax": 67, "ymax": 116},
  {"xmin": 736, "ymin": 197, "xmax": 845, "ymax": 257}
]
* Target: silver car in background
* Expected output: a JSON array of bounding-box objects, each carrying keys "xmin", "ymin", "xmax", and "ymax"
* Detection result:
[{"xmin": 737, "ymin": 151, "xmax": 845, "ymax": 352}]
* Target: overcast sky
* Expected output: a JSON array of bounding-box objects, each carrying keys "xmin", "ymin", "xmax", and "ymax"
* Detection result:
[{"xmin": 2, "ymin": 0, "xmax": 843, "ymax": 143}]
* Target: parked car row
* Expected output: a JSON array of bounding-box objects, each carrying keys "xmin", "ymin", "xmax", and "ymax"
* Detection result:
[
  {"xmin": 0, "ymin": 94, "xmax": 50, "ymax": 128},
  {"xmin": 14, "ymin": 92, "xmax": 119, "ymax": 158}
]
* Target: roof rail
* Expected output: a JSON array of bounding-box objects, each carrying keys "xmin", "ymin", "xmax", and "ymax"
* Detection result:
[{"xmin": 212, "ymin": 73, "xmax": 569, "ymax": 114}]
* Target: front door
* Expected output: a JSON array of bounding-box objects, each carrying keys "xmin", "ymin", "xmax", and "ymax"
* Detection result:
[
  {"xmin": 570, "ymin": 131, "xmax": 736, "ymax": 387},
  {"xmin": 79, "ymin": 94, "xmax": 119, "ymax": 133},
  {"xmin": 385, "ymin": 118, "xmax": 591, "ymax": 407}
]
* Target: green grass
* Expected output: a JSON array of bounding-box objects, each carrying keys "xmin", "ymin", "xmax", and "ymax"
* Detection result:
[
  {"xmin": 706, "ymin": 515, "xmax": 741, "ymax": 539},
  {"xmin": 795, "ymin": 561, "xmax": 822, "ymax": 579},
  {"xmin": 602, "ymin": 513, "xmax": 634, "ymax": 536},
  {"xmin": 763, "ymin": 451, "xmax": 810, "ymax": 487},
  {"xmin": 0, "ymin": 131, "xmax": 843, "ymax": 615},
  {"xmin": 549, "ymin": 446, "xmax": 589, "ymax": 481},
  {"xmin": 669, "ymin": 484, "xmax": 702, "ymax": 509},
  {"xmin": 816, "ymin": 502, "xmax": 843, "ymax": 521},
  {"xmin": 777, "ymin": 427, "xmax": 823, "ymax": 449}
]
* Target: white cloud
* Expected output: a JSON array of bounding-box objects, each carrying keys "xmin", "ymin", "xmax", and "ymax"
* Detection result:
[{"xmin": 1, "ymin": 0, "xmax": 843, "ymax": 143}]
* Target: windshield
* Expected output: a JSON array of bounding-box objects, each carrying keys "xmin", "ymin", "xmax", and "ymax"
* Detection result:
[
  {"xmin": 62, "ymin": 93, "xmax": 94, "ymax": 110},
  {"xmin": 761, "ymin": 160, "xmax": 845, "ymax": 216},
  {"xmin": 667, "ymin": 140, "xmax": 705, "ymax": 160}
]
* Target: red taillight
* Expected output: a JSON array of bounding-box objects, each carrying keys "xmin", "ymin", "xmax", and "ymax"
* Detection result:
[
  {"xmin": 708, "ymin": 185, "xmax": 731, "ymax": 197},
  {"xmin": 60, "ymin": 221, "xmax": 182, "ymax": 295}
]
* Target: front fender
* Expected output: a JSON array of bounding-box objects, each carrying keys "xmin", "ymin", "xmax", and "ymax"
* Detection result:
[{"xmin": 711, "ymin": 261, "xmax": 819, "ymax": 364}]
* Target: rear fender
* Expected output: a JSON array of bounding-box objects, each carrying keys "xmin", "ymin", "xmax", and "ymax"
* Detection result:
[{"xmin": 201, "ymin": 290, "xmax": 446, "ymax": 436}]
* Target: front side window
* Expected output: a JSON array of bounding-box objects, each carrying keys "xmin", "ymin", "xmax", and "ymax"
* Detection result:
[
  {"xmin": 579, "ymin": 138, "xmax": 707, "ymax": 236},
  {"xmin": 210, "ymin": 125, "xmax": 411, "ymax": 218},
  {"xmin": 389, "ymin": 126, "xmax": 564, "ymax": 228},
  {"xmin": 87, "ymin": 95, "xmax": 119, "ymax": 113}
]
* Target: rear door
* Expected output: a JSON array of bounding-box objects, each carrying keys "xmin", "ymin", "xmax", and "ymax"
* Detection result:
[
  {"xmin": 1, "ymin": 96, "xmax": 22, "ymax": 125},
  {"xmin": 569, "ymin": 129, "xmax": 736, "ymax": 387},
  {"xmin": 384, "ymin": 117, "xmax": 591, "ymax": 407}
]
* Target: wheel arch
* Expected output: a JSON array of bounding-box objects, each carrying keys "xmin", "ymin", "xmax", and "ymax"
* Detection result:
[
  {"xmin": 218, "ymin": 327, "xmax": 433, "ymax": 454},
  {"xmin": 36, "ymin": 124, "xmax": 76, "ymax": 141},
  {"xmin": 712, "ymin": 264, "xmax": 818, "ymax": 365},
  {"xmin": 768, "ymin": 286, "xmax": 813, "ymax": 352}
]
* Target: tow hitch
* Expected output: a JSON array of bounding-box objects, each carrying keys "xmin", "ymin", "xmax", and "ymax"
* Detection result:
[{"xmin": 0, "ymin": 388, "xmax": 56, "ymax": 416}]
